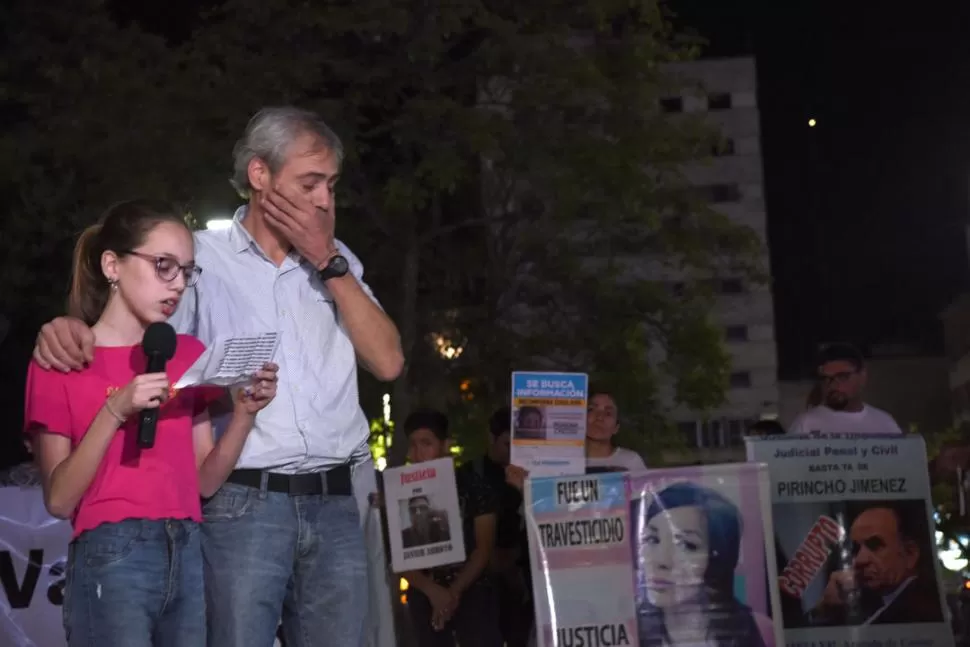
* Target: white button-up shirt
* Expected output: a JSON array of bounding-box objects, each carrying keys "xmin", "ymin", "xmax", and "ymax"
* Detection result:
[{"xmin": 170, "ymin": 206, "xmax": 376, "ymax": 473}]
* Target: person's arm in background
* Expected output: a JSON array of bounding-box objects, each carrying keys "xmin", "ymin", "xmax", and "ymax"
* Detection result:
[
  {"xmin": 450, "ymin": 512, "xmax": 497, "ymax": 599},
  {"xmin": 449, "ymin": 470, "xmax": 499, "ymax": 598},
  {"xmin": 401, "ymin": 570, "xmax": 456, "ymax": 620},
  {"xmin": 505, "ymin": 465, "xmax": 528, "ymax": 493}
]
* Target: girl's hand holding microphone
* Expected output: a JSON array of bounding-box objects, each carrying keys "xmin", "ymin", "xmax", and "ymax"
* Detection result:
[
  {"xmin": 233, "ymin": 362, "xmax": 279, "ymax": 415},
  {"xmin": 107, "ymin": 372, "xmax": 171, "ymax": 422}
]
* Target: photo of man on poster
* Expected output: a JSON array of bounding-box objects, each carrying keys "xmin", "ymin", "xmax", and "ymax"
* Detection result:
[
  {"xmin": 401, "ymin": 495, "xmax": 451, "ymax": 549},
  {"xmin": 808, "ymin": 501, "xmax": 944, "ymax": 627}
]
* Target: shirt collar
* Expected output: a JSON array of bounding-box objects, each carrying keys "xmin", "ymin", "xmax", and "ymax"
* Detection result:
[{"xmin": 228, "ymin": 205, "xmax": 254, "ymax": 254}]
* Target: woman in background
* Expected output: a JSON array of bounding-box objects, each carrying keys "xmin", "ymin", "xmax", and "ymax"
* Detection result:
[
  {"xmin": 585, "ymin": 390, "xmax": 647, "ymax": 472},
  {"xmin": 633, "ymin": 481, "xmax": 773, "ymax": 647}
]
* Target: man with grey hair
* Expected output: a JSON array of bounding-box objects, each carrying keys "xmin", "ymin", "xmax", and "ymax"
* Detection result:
[{"xmin": 33, "ymin": 106, "xmax": 404, "ymax": 647}]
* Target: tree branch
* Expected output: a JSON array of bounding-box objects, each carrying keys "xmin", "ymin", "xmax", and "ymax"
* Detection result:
[{"xmin": 350, "ymin": 172, "xmax": 393, "ymax": 236}]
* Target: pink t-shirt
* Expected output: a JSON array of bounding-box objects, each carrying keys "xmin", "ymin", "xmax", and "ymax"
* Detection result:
[{"xmin": 24, "ymin": 334, "xmax": 225, "ymax": 539}]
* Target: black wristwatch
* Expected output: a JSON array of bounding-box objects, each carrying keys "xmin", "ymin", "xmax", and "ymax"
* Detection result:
[{"xmin": 318, "ymin": 254, "xmax": 349, "ymax": 281}]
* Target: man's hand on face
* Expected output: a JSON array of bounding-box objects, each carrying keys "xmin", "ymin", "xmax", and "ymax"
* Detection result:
[{"xmin": 260, "ymin": 184, "xmax": 335, "ymax": 269}]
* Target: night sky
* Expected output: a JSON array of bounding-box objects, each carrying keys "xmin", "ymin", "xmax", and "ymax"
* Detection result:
[{"xmin": 675, "ymin": 0, "xmax": 970, "ymax": 377}]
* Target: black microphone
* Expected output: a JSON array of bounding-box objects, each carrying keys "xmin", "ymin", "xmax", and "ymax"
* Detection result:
[{"xmin": 137, "ymin": 322, "xmax": 178, "ymax": 449}]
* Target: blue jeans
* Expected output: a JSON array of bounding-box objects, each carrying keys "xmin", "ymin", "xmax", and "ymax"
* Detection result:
[
  {"xmin": 63, "ymin": 519, "xmax": 205, "ymax": 647},
  {"xmin": 202, "ymin": 477, "xmax": 367, "ymax": 647}
]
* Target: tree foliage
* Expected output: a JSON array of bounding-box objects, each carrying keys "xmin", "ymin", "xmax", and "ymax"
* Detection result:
[
  {"xmin": 928, "ymin": 427, "xmax": 970, "ymax": 568},
  {"xmin": 1, "ymin": 0, "xmax": 763, "ymax": 462}
]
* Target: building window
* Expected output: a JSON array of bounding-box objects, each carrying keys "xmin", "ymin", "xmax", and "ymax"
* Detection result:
[
  {"xmin": 726, "ymin": 419, "xmax": 744, "ymax": 446},
  {"xmin": 660, "ymin": 97, "xmax": 683, "ymax": 113},
  {"xmin": 708, "ymin": 92, "xmax": 733, "ymax": 110},
  {"xmin": 700, "ymin": 420, "xmax": 721, "ymax": 448},
  {"xmin": 698, "ymin": 183, "xmax": 742, "ymax": 203},
  {"xmin": 678, "ymin": 421, "xmax": 698, "ymax": 447},
  {"xmin": 725, "ymin": 325, "xmax": 749, "ymax": 342},
  {"xmin": 729, "ymin": 371, "xmax": 752, "ymax": 388},
  {"xmin": 712, "ymin": 138, "xmax": 736, "ymax": 157},
  {"xmin": 719, "ymin": 278, "xmax": 745, "ymax": 294}
]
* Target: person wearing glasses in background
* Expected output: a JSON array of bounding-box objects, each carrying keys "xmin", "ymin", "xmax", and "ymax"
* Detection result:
[{"xmin": 787, "ymin": 343, "xmax": 903, "ymax": 437}]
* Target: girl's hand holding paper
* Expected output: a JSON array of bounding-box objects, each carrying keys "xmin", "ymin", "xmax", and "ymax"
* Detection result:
[{"xmin": 232, "ymin": 362, "xmax": 279, "ymax": 415}]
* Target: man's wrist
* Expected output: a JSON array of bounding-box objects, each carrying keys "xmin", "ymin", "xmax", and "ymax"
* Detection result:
[{"xmin": 313, "ymin": 245, "xmax": 339, "ymax": 271}]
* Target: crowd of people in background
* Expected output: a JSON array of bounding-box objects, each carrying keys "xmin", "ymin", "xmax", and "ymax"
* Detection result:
[
  {"xmin": 387, "ymin": 386, "xmax": 644, "ymax": 647},
  {"xmin": 383, "ymin": 340, "xmax": 906, "ymax": 646}
]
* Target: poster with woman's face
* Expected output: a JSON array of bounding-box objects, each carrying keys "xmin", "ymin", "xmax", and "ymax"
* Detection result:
[{"xmin": 628, "ymin": 464, "xmax": 782, "ymax": 647}]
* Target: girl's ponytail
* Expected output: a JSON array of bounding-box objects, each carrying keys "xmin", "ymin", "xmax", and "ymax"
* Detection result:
[{"xmin": 68, "ymin": 224, "xmax": 109, "ymax": 326}]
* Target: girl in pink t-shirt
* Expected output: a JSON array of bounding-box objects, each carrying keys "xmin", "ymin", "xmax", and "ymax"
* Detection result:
[{"xmin": 24, "ymin": 200, "xmax": 278, "ymax": 647}]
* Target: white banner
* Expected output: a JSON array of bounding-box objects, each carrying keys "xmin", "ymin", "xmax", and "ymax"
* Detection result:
[
  {"xmin": 352, "ymin": 461, "xmax": 398, "ymax": 647},
  {"xmin": 0, "ymin": 486, "xmax": 70, "ymax": 647}
]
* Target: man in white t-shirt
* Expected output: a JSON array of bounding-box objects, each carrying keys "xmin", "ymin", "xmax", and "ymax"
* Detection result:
[{"xmin": 787, "ymin": 343, "xmax": 903, "ymax": 437}]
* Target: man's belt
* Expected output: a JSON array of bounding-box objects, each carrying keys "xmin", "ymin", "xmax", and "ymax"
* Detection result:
[{"xmin": 226, "ymin": 464, "xmax": 353, "ymax": 496}]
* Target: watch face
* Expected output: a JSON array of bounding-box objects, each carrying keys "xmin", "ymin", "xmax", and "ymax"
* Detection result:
[
  {"xmin": 330, "ymin": 255, "xmax": 349, "ymax": 276},
  {"xmin": 321, "ymin": 254, "xmax": 349, "ymax": 280}
]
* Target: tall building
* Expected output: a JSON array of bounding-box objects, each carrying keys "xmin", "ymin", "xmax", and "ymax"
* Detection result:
[{"xmin": 659, "ymin": 57, "xmax": 780, "ymax": 464}]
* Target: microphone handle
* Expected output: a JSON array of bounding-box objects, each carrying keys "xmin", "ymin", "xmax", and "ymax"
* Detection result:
[
  {"xmin": 136, "ymin": 353, "xmax": 168, "ymax": 449},
  {"xmin": 137, "ymin": 409, "xmax": 160, "ymax": 448}
]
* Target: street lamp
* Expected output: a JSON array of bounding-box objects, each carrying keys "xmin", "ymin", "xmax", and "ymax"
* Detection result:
[{"xmin": 431, "ymin": 333, "xmax": 464, "ymax": 360}]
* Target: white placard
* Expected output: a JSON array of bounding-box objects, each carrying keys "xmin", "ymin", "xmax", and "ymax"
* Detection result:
[
  {"xmin": 175, "ymin": 332, "xmax": 280, "ymax": 388},
  {"xmin": 382, "ymin": 458, "xmax": 465, "ymax": 573},
  {"xmin": 510, "ymin": 371, "xmax": 588, "ymax": 477},
  {"xmin": 747, "ymin": 435, "xmax": 954, "ymax": 647}
]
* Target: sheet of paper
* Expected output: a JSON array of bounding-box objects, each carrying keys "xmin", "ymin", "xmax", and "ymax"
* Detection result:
[{"xmin": 175, "ymin": 333, "xmax": 280, "ymax": 388}]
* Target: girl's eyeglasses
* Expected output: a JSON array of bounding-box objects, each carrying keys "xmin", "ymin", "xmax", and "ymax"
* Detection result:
[{"xmin": 122, "ymin": 251, "xmax": 202, "ymax": 287}]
